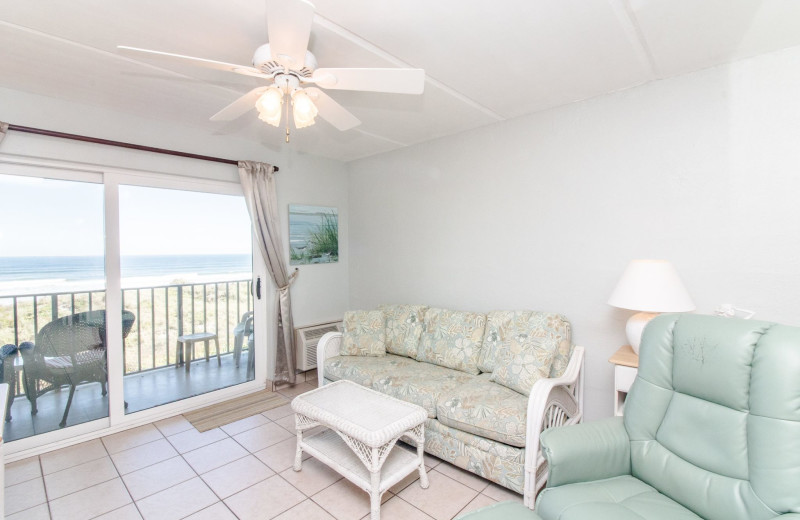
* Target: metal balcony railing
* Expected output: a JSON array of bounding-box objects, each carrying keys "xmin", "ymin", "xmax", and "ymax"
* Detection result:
[{"xmin": 0, "ymin": 279, "xmax": 253, "ymax": 375}]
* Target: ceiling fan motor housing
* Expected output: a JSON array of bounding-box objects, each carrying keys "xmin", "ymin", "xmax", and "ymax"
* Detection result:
[{"xmin": 252, "ymin": 43, "xmax": 317, "ymax": 77}]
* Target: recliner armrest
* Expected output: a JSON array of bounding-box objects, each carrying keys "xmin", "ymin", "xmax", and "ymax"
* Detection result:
[{"xmin": 540, "ymin": 416, "xmax": 631, "ymax": 487}]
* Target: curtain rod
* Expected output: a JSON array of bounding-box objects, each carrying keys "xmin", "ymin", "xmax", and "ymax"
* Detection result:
[{"xmin": 6, "ymin": 124, "xmax": 279, "ymax": 172}]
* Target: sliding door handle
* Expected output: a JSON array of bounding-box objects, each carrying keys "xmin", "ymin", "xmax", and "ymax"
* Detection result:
[{"xmin": 256, "ymin": 277, "xmax": 262, "ymax": 300}]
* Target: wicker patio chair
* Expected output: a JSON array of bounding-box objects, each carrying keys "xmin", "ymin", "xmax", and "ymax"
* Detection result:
[
  {"xmin": 233, "ymin": 311, "xmax": 254, "ymax": 367},
  {"xmin": 21, "ymin": 310, "xmax": 135, "ymax": 427}
]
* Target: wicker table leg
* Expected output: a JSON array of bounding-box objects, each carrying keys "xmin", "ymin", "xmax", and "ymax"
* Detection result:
[{"xmin": 369, "ymin": 470, "xmax": 381, "ymax": 520}]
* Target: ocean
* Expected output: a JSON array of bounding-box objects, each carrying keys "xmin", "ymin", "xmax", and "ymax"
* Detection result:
[{"xmin": 0, "ymin": 255, "xmax": 252, "ymax": 296}]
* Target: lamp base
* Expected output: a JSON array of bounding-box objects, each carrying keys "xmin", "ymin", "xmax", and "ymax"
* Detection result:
[{"xmin": 626, "ymin": 312, "xmax": 659, "ymax": 355}]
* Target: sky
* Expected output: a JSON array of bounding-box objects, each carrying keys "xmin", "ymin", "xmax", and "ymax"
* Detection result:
[{"xmin": 0, "ymin": 174, "xmax": 252, "ymax": 257}]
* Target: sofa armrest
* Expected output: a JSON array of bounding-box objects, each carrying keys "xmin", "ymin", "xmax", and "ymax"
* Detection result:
[
  {"xmin": 523, "ymin": 346, "xmax": 585, "ymax": 507},
  {"xmin": 773, "ymin": 515, "xmax": 800, "ymax": 519},
  {"xmin": 316, "ymin": 331, "xmax": 342, "ymax": 386},
  {"xmin": 540, "ymin": 416, "xmax": 630, "ymax": 488}
]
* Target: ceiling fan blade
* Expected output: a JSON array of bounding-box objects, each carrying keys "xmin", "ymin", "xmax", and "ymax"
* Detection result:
[
  {"xmin": 267, "ymin": 0, "xmax": 315, "ymax": 69},
  {"xmin": 117, "ymin": 45, "xmax": 270, "ymax": 79},
  {"xmin": 304, "ymin": 87, "xmax": 361, "ymax": 131},
  {"xmin": 311, "ymin": 68, "xmax": 425, "ymax": 94},
  {"xmin": 210, "ymin": 87, "xmax": 269, "ymax": 121}
]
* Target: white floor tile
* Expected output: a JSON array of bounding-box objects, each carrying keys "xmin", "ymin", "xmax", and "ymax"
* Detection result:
[
  {"xmin": 254, "ymin": 437, "xmax": 311, "ymax": 472},
  {"xmin": 273, "ymin": 414, "xmax": 297, "ymax": 433},
  {"xmin": 456, "ymin": 493, "xmax": 498, "ymax": 517},
  {"xmin": 111, "ymin": 438, "xmax": 179, "ymax": 475},
  {"xmin": 102, "ymin": 424, "xmax": 164, "ymax": 454},
  {"xmin": 224, "ymin": 475, "xmax": 305, "ymax": 520},
  {"xmin": 434, "ymin": 462, "xmax": 490, "ymax": 492},
  {"xmin": 311, "ymin": 478, "xmax": 391, "ymax": 520},
  {"xmin": 44, "ymin": 456, "xmax": 119, "ymax": 500},
  {"xmin": 184, "ymin": 502, "xmax": 238, "ymax": 520},
  {"xmin": 5, "ymin": 477, "xmax": 47, "ymax": 516},
  {"xmin": 398, "ymin": 470, "xmax": 478, "ymax": 520},
  {"xmin": 49, "ymin": 478, "xmax": 132, "ymax": 520},
  {"xmin": 219, "ymin": 413, "xmax": 270, "ymax": 436},
  {"xmin": 200, "ymin": 455, "xmax": 274, "ymax": 499},
  {"xmin": 135, "ymin": 477, "xmax": 218, "ymax": 520},
  {"xmin": 39, "ymin": 439, "xmax": 108, "ymax": 475},
  {"xmin": 153, "ymin": 415, "xmax": 193, "ymax": 437},
  {"xmin": 262, "ymin": 403, "xmax": 294, "ymax": 421},
  {"xmin": 5, "ymin": 502, "xmax": 50, "ymax": 520},
  {"xmin": 274, "ymin": 499, "xmax": 335, "ymax": 520},
  {"xmin": 94, "ymin": 503, "xmax": 144, "ymax": 520},
  {"xmin": 364, "ymin": 496, "xmax": 435, "ymax": 520},
  {"xmin": 481, "ymin": 482, "xmax": 523, "ymax": 503},
  {"xmin": 280, "ymin": 457, "xmax": 343, "ymax": 496},
  {"xmin": 4, "ymin": 456, "xmax": 42, "ymax": 487},
  {"xmin": 122, "ymin": 456, "xmax": 197, "ymax": 501},
  {"xmin": 183, "ymin": 437, "xmax": 248, "ymax": 474},
  {"xmin": 166, "ymin": 427, "xmax": 227, "ymax": 454},
  {"xmin": 232, "ymin": 422, "xmax": 293, "ymax": 453}
]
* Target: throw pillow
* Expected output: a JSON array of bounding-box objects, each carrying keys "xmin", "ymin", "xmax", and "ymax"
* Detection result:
[
  {"xmin": 417, "ymin": 308, "xmax": 486, "ymax": 375},
  {"xmin": 340, "ymin": 310, "xmax": 386, "ymax": 357},
  {"xmin": 379, "ymin": 304, "xmax": 428, "ymax": 358},
  {"xmin": 491, "ymin": 334, "xmax": 557, "ymax": 396}
]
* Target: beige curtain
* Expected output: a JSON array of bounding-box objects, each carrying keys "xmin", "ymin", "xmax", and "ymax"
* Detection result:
[
  {"xmin": 0, "ymin": 122, "xmax": 8, "ymax": 144},
  {"xmin": 238, "ymin": 161, "xmax": 298, "ymax": 385}
]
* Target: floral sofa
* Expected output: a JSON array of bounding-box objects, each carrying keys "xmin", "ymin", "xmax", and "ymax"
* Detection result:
[{"xmin": 317, "ymin": 305, "xmax": 585, "ymax": 507}]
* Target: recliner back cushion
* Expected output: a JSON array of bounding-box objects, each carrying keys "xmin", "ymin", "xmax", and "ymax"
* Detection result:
[
  {"xmin": 479, "ymin": 311, "xmax": 572, "ymax": 378},
  {"xmin": 624, "ymin": 314, "xmax": 800, "ymax": 520}
]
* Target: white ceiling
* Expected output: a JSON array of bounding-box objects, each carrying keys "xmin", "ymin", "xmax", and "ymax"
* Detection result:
[{"xmin": 1, "ymin": 1, "xmax": 799, "ymax": 162}]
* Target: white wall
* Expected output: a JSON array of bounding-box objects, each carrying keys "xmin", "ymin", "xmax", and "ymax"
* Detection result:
[
  {"xmin": 0, "ymin": 86, "xmax": 349, "ymax": 366},
  {"xmin": 347, "ymin": 45, "xmax": 800, "ymax": 420}
]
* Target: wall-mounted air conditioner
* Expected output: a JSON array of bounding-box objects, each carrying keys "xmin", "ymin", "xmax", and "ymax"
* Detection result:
[{"xmin": 295, "ymin": 320, "xmax": 342, "ymax": 371}]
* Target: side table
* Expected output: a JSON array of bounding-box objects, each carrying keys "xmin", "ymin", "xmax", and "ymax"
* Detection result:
[{"xmin": 609, "ymin": 345, "xmax": 638, "ymax": 416}]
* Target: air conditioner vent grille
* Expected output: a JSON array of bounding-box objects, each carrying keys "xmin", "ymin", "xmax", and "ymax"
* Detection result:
[
  {"xmin": 302, "ymin": 325, "xmax": 339, "ymax": 341},
  {"xmin": 295, "ymin": 321, "xmax": 342, "ymax": 371}
]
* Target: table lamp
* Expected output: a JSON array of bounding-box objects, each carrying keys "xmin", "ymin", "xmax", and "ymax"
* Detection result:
[{"xmin": 608, "ymin": 259, "xmax": 695, "ymax": 354}]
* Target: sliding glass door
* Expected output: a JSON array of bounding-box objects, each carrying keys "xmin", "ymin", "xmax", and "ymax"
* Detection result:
[
  {"xmin": 118, "ymin": 185, "xmax": 256, "ymax": 413},
  {"xmin": 0, "ymin": 162, "xmax": 264, "ymax": 448},
  {"xmin": 0, "ymin": 172, "xmax": 107, "ymax": 442}
]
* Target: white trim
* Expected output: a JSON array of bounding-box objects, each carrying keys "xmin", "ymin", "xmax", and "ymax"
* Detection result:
[
  {"xmin": 5, "ymin": 379, "xmax": 266, "ymax": 460},
  {"xmin": 104, "ymin": 174, "xmax": 126, "ymax": 426}
]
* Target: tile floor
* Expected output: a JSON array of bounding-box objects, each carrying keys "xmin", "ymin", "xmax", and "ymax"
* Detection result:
[{"xmin": 4, "ymin": 378, "xmax": 523, "ymax": 520}]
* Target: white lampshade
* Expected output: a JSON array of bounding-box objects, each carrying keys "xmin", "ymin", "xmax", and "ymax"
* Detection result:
[
  {"xmin": 608, "ymin": 259, "xmax": 695, "ymax": 313},
  {"xmin": 609, "ymin": 260, "xmax": 694, "ymax": 354}
]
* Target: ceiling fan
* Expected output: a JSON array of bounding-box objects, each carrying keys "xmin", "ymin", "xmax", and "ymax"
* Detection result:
[{"xmin": 118, "ymin": 0, "xmax": 425, "ymax": 142}]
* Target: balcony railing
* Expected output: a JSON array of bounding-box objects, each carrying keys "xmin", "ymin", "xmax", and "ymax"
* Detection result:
[{"xmin": 0, "ymin": 278, "xmax": 253, "ymax": 375}]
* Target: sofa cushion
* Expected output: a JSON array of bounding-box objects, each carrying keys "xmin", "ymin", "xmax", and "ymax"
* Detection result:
[
  {"xmin": 479, "ymin": 311, "xmax": 572, "ymax": 378},
  {"xmin": 417, "ymin": 308, "xmax": 487, "ymax": 375},
  {"xmin": 491, "ymin": 335, "xmax": 557, "ymax": 396},
  {"xmin": 324, "ymin": 354, "xmax": 417, "ymax": 387},
  {"xmin": 437, "ymin": 374, "xmax": 528, "ymax": 447},
  {"xmin": 536, "ymin": 475, "xmax": 703, "ymax": 520},
  {"xmin": 379, "ymin": 304, "xmax": 428, "ymax": 358},
  {"xmin": 371, "ymin": 362, "xmax": 476, "ymax": 418},
  {"xmin": 340, "ymin": 310, "xmax": 386, "ymax": 357}
]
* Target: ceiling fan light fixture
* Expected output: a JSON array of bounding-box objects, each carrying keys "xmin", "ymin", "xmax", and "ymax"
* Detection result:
[
  {"xmin": 292, "ymin": 89, "xmax": 318, "ymax": 129},
  {"xmin": 255, "ymin": 87, "xmax": 283, "ymax": 126}
]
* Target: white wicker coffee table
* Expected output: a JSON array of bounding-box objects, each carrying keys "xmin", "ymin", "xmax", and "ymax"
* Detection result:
[{"xmin": 292, "ymin": 380, "xmax": 429, "ymax": 520}]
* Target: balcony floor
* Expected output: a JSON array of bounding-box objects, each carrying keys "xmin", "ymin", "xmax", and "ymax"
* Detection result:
[{"xmin": 4, "ymin": 352, "xmax": 251, "ymax": 443}]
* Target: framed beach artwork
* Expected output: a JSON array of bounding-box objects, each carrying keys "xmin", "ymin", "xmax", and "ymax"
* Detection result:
[{"xmin": 289, "ymin": 204, "xmax": 339, "ymax": 265}]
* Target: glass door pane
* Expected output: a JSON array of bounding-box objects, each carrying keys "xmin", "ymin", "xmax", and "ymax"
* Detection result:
[
  {"xmin": 0, "ymin": 173, "xmax": 107, "ymax": 441},
  {"xmin": 118, "ymin": 185, "xmax": 254, "ymax": 413}
]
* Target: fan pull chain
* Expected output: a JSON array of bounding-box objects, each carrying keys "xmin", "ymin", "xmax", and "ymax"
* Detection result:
[{"xmin": 284, "ymin": 77, "xmax": 291, "ymax": 143}]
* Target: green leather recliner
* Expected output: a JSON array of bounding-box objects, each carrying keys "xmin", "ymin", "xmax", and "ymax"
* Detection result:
[{"xmin": 460, "ymin": 314, "xmax": 800, "ymax": 520}]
